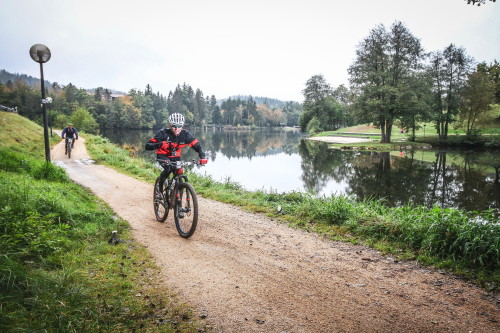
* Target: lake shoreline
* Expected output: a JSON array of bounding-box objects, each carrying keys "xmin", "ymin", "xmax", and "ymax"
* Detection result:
[{"xmin": 308, "ymin": 136, "xmax": 373, "ymax": 144}]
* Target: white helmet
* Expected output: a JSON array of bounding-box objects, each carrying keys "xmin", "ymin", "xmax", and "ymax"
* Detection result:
[{"xmin": 168, "ymin": 113, "xmax": 185, "ymax": 127}]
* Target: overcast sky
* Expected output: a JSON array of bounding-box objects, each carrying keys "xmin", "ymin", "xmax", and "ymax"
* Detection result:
[{"xmin": 1, "ymin": 0, "xmax": 498, "ymax": 102}]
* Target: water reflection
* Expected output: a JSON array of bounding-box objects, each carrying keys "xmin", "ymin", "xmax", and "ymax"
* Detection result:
[
  {"xmin": 101, "ymin": 128, "xmax": 499, "ymax": 212},
  {"xmin": 298, "ymin": 139, "xmax": 499, "ymax": 212}
]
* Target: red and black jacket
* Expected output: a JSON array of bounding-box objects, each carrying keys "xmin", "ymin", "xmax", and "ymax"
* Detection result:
[{"xmin": 145, "ymin": 128, "xmax": 205, "ymax": 160}]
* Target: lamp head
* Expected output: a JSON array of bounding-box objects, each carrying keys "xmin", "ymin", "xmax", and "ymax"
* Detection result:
[{"xmin": 29, "ymin": 44, "xmax": 51, "ymax": 63}]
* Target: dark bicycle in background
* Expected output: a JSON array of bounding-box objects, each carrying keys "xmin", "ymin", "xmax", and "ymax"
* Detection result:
[
  {"xmin": 153, "ymin": 159, "xmax": 203, "ymax": 238},
  {"xmin": 65, "ymin": 138, "xmax": 75, "ymax": 158}
]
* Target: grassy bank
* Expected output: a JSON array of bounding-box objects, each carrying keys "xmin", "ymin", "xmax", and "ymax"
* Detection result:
[
  {"xmin": 0, "ymin": 112, "xmax": 209, "ymax": 332},
  {"xmin": 317, "ymin": 118, "xmax": 500, "ymax": 150},
  {"xmin": 83, "ymin": 134, "xmax": 500, "ymax": 292}
]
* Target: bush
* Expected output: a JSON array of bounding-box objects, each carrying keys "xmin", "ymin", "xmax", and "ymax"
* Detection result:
[{"xmin": 306, "ymin": 116, "xmax": 322, "ymax": 135}]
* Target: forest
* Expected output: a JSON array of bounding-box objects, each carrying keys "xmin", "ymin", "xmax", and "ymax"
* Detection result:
[{"xmin": 0, "ymin": 69, "xmax": 302, "ymax": 133}]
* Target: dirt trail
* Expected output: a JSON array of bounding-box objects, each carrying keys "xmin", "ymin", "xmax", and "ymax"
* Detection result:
[{"xmin": 52, "ymin": 138, "xmax": 498, "ymax": 333}]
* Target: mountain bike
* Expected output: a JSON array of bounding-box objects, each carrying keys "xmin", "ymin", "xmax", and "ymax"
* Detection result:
[
  {"xmin": 153, "ymin": 159, "xmax": 202, "ymax": 238},
  {"xmin": 65, "ymin": 138, "xmax": 75, "ymax": 158}
]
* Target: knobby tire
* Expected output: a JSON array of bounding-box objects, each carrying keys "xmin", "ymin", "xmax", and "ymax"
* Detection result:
[
  {"xmin": 67, "ymin": 141, "xmax": 72, "ymax": 159},
  {"xmin": 153, "ymin": 177, "xmax": 168, "ymax": 222},
  {"xmin": 174, "ymin": 182, "xmax": 198, "ymax": 238}
]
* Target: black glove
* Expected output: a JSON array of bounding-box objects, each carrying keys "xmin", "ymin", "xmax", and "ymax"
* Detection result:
[{"xmin": 155, "ymin": 142, "xmax": 163, "ymax": 149}]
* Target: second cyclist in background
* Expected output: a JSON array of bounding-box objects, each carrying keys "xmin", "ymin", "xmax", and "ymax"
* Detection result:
[
  {"xmin": 61, "ymin": 123, "xmax": 79, "ymax": 154},
  {"xmin": 145, "ymin": 113, "xmax": 208, "ymax": 190}
]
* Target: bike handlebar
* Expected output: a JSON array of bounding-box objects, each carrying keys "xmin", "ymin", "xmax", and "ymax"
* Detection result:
[{"xmin": 156, "ymin": 159, "xmax": 204, "ymax": 167}]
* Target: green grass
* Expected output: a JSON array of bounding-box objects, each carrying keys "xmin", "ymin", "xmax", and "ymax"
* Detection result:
[
  {"xmin": 0, "ymin": 112, "xmax": 210, "ymax": 332},
  {"xmin": 318, "ymin": 119, "xmax": 500, "ymax": 150},
  {"xmin": 81, "ymin": 136, "xmax": 500, "ymax": 292},
  {"xmin": 85, "ymin": 134, "xmax": 159, "ymax": 182}
]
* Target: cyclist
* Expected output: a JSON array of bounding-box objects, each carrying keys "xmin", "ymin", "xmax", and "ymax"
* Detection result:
[
  {"xmin": 61, "ymin": 123, "xmax": 79, "ymax": 154},
  {"xmin": 145, "ymin": 113, "xmax": 207, "ymax": 191}
]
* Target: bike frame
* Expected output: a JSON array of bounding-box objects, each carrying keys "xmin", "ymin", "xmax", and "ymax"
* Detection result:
[
  {"xmin": 154, "ymin": 158, "xmax": 201, "ymax": 238},
  {"xmin": 157, "ymin": 159, "xmax": 196, "ymax": 206},
  {"xmin": 65, "ymin": 137, "xmax": 74, "ymax": 157}
]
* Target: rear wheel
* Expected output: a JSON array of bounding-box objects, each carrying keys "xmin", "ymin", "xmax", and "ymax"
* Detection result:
[
  {"xmin": 174, "ymin": 182, "xmax": 198, "ymax": 238},
  {"xmin": 153, "ymin": 177, "xmax": 168, "ymax": 222}
]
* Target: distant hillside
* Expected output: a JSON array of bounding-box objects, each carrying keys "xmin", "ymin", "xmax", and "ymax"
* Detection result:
[
  {"xmin": 0, "ymin": 69, "xmax": 48, "ymax": 89},
  {"xmin": 0, "ymin": 69, "xmax": 125, "ymax": 95},
  {"xmin": 2, "ymin": 69, "xmax": 298, "ymax": 107}
]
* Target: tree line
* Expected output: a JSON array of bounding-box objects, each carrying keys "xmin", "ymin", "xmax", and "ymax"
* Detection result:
[
  {"xmin": 0, "ymin": 78, "xmax": 170, "ymax": 133},
  {"xmin": 299, "ymin": 21, "xmax": 499, "ymax": 143},
  {"xmin": 0, "ymin": 72, "xmax": 302, "ymax": 134}
]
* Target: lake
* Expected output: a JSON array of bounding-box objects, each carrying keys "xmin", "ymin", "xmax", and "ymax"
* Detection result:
[{"xmin": 102, "ymin": 128, "xmax": 500, "ymax": 213}]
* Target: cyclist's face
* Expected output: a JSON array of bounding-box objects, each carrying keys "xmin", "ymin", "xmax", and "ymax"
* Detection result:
[{"xmin": 171, "ymin": 125, "xmax": 182, "ymax": 136}]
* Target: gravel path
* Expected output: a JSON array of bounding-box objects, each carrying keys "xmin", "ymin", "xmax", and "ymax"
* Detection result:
[{"xmin": 52, "ymin": 137, "xmax": 499, "ymax": 333}]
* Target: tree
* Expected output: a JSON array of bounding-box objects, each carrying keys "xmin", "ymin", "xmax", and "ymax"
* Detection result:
[
  {"xmin": 458, "ymin": 69, "xmax": 495, "ymax": 135},
  {"xmin": 145, "ymin": 84, "xmax": 153, "ymax": 96},
  {"xmin": 465, "ymin": 0, "xmax": 496, "ymax": 6},
  {"xmin": 306, "ymin": 116, "xmax": 321, "ymax": 135},
  {"xmin": 332, "ymin": 85, "xmax": 356, "ymax": 127},
  {"xmin": 428, "ymin": 44, "xmax": 473, "ymax": 140},
  {"xmin": 94, "ymin": 87, "xmax": 103, "ymax": 101},
  {"xmin": 349, "ymin": 22, "xmax": 426, "ymax": 143},
  {"xmin": 282, "ymin": 101, "xmax": 302, "ymax": 127},
  {"xmin": 194, "ymin": 89, "xmax": 207, "ymax": 126},
  {"xmin": 70, "ymin": 107, "xmax": 99, "ymax": 134},
  {"xmin": 150, "ymin": 91, "xmax": 168, "ymax": 128},
  {"xmin": 211, "ymin": 105, "xmax": 223, "ymax": 124},
  {"xmin": 477, "ymin": 60, "xmax": 500, "ymax": 104},
  {"xmin": 256, "ymin": 104, "xmax": 272, "ymax": 127},
  {"xmin": 397, "ymin": 71, "xmax": 433, "ymax": 141},
  {"xmin": 246, "ymin": 96, "xmax": 257, "ymax": 125},
  {"xmin": 332, "ymin": 84, "xmax": 351, "ymax": 106},
  {"xmin": 129, "ymin": 88, "xmax": 155, "ymax": 128},
  {"xmin": 208, "ymin": 95, "xmax": 218, "ymax": 123},
  {"xmin": 323, "ymin": 97, "xmax": 346, "ymax": 130},
  {"xmin": 299, "ymin": 74, "xmax": 332, "ymax": 131}
]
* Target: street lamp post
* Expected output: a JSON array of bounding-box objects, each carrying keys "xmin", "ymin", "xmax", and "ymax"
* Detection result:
[
  {"xmin": 29, "ymin": 44, "xmax": 52, "ymax": 162},
  {"xmin": 45, "ymin": 97, "xmax": 53, "ymax": 137}
]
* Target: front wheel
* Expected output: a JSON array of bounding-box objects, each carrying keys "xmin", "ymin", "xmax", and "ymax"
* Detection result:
[
  {"xmin": 153, "ymin": 177, "xmax": 169, "ymax": 222},
  {"xmin": 67, "ymin": 141, "xmax": 72, "ymax": 159},
  {"xmin": 174, "ymin": 182, "xmax": 198, "ymax": 238}
]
